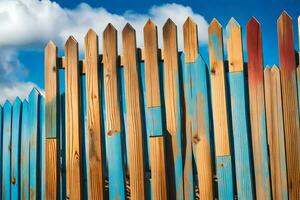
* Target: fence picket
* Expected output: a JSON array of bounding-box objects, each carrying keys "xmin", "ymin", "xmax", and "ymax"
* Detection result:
[
  {"xmin": 208, "ymin": 18, "xmax": 234, "ymax": 199},
  {"xmin": 265, "ymin": 65, "xmax": 288, "ymax": 200},
  {"xmin": 21, "ymin": 100, "xmax": 29, "ymax": 200},
  {"xmin": 65, "ymin": 36, "xmax": 83, "ymax": 199},
  {"xmin": 163, "ymin": 19, "xmax": 185, "ymax": 200},
  {"xmin": 226, "ymin": 18, "xmax": 254, "ymax": 199},
  {"xmin": 122, "ymin": 23, "xmax": 146, "ymax": 200},
  {"xmin": 11, "ymin": 98, "xmax": 22, "ymax": 199},
  {"xmin": 149, "ymin": 136, "xmax": 167, "ymax": 200},
  {"xmin": 39, "ymin": 97, "xmax": 46, "ymax": 199},
  {"xmin": 182, "ymin": 17, "xmax": 213, "ymax": 199},
  {"xmin": 246, "ymin": 17, "xmax": 271, "ymax": 199},
  {"xmin": 103, "ymin": 24, "xmax": 126, "ymax": 200},
  {"xmin": 45, "ymin": 41, "xmax": 60, "ymax": 200},
  {"xmin": 2, "ymin": 101, "xmax": 12, "ymax": 199},
  {"xmin": 84, "ymin": 29, "xmax": 105, "ymax": 200},
  {"xmin": 277, "ymin": 11, "xmax": 300, "ymax": 199}
]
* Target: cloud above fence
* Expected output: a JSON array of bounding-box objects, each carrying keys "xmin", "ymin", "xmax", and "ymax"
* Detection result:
[{"xmin": 0, "ymin": 0, "xmax": 209, "ymax": 104}]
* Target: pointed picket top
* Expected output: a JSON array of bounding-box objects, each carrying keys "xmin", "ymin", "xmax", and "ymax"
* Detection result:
[
  {"xmin": 144, "ymin": 19, "xmax": 157, "ymax": 32},
  {"xmin": 103, "ymin": 23, "xmax": 117, "ymax": 65},
  {"xmin": 183, "ymin": 17, "xmax": 198, "ymax": 63},
  {"xmin": 278, "ymin": 10, "xmax": 292, "ymax": 24},
  {"xmin": 247, "ymin": 17, "xmax": 261, "ymax": 30},
  {"xmin": 271, "ymin": 64, "xmax": 280, "ymax": 73},
  {"xmin": 122, "ymin": 23, "xmax": 137, "ymax": 68},
  {"xmin": 163, "ymin": 18, "xmax": 176, "ymax": 30},
  {"xmin": 104, "ymin": 23, "xmax": 117, "ymax": 34},
  {"xmin": 209, "ymin": 18, "xmax": 222, "ymax": 31},
  {"xmin": 226, "ymin": 17, "xmax": 243, "ymax": 72},
  {"xmin": 123, "ymin": 23, "xmax": 136, "ymax": 35},
  {"xmin": 13, "ymin": 97, "xmax": 22, "ymax": 107},
  {"xmin": 85, "ymin": 28, "xmax": 98, "ymax": 41},
  {"xmin": 29, "ymin": 87, "xmax": 40, "ymax": 98},
  {"xmin": 208, "ymin": 18, "xmax": 224, "ymax": 64},
  {"xmin": 65, "ymin": 36, "xmax": 78, "ymax": 47},
  {"xmin": 4, "ymin": 100, "xmax": 12, "ymax": 108},
  {"xmin": 45, "ymin": 40, "xmax": 57, "ymax": 51},
  {"xmin": 84, "ymin": 28, "xmax": 98, "ymax": 60}
]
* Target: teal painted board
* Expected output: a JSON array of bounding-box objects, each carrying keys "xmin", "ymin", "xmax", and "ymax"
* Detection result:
[
  {"xmin": 181, "ymin": 53, "xmax": 214, "ymax": 198},
  {"xmin": 21, "ymin": 100, "xmax": 29, "ymax": 200},
  {"xmin": 228, "ymin": 72, "xmax": 254, "ymax": 199},
  {"xmin": 11, "ymin": 98, "xmax": 22, "ymax": 200},
  {"xmin": 0, "ymin": 105, "xmax": 2, "ymax": 198},
  {"xmin": 39, "ymin": 97, "xmax": 46, "ymax": 199},
  {"xmin": 29, "ymin": 88, "xmax": 40, "ymax": 199},
  {"xmin": 217, "ymin": 156, "xmax": 234, "ymax": 200},
  {"xmin": 2, "ymin": 101, "xmax": 12, "ymax": 199}
]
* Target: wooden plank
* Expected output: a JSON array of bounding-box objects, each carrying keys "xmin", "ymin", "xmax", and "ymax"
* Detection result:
[
  {"xmin": 149, "ymin": 136, "xmax": 167, "ymax": 200},
  {"xmin": 11, "ymin": 98, "xmax": 22, "ymax": 200},
  {"xmin": 246, "ymin": 17, "xmax": 271, "ymax": 199},
  {"xmin": 277, "ymin": 11, "xmax": 300, "ymax": 199},
  {"xmin": 21, "ymin": 100, "xmax": 29, "ymax": 200},
  {"xmin": 226, "ymin": 18, "xmax": 254, "ymax": 199},
  {"xmin": 163, "ymin": 19, "xmax": 184, "ymax": 200},
  {"xmin": 44, "ymin": 40, "xmax": 60, "ymax": 199},
  {"xmin": 84, "ymin": 29, "xmax": 105, "ymax": 200},
  {"xmin": 103, "ymin": 24, "xmax": 126, "ymax": 200},
  {"xmin": 143, "ymin": 20, "xmax": 161, "ymax": 108},
  {"xmin": 29, "ymin": 89, "xmax": 39, "ymax": 200},
  {"xmin": 265, "ymin": 65, "xmax": 288, "ymax": 200},
  {"xmin": 39, "ymin": 97, "xmax": 46, "ymax": 199},
  {"xmin": 208, "ymin": 19, "xmax": 234, "ymax": 199},
  {"xmin": 182, "ymin": 17, "xmax": 213, "ymax": 200},
  {"xmin": 122, "ymin": 23, "xmax": 146, "ymax": 200},
  {"xmin": 65, "ymin": 36, "xmax": 83, "ymax": 199},
  {"xmin": 183, "ymin": 17, "xmax": 198, "ymax": 63},
  {"xmin": 2, "ymin": 101, "xmax": 12, "ymax": 200}
]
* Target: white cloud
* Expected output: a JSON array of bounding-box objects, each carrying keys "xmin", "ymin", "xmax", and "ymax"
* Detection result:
[{"xmin": 0, "ymin": 0, "xmax": 208, "ymax": 104}]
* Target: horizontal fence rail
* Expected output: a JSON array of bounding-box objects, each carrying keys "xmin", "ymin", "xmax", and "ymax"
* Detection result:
[{"xmin": 1, "ymin": 11, "xmax": 300, "ymax": 200}]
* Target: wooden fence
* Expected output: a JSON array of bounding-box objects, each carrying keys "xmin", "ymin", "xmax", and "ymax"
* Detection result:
[{"xmin": 0, "ymin": 11, "xmax": 300, "ymax": 200}]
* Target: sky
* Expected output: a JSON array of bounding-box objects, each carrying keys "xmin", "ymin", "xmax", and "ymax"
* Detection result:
[{"xmin": 0, "ymin": 0, "xmax": 299, "ymax": 103}]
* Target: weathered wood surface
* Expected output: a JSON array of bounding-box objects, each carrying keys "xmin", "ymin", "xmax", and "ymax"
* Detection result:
[
  {"xmin": 149, "ymin": 136, "xmax": 167, "ymax": 200},
  {"xmin": 246, "ymin": 17, "xmax": 271, "ymax": 199},
  {"xmin": 183, "ymin": 17, "xmax": 213, "ymax": 200},
  {"xmin": 277, "ymin": 11, "xmax": 300, "ymax": 199},
  {"xmin": 84, "ymin": 29, "xmax": 105, "ymax": 200},
  {"xmin": 65, "ymin": 36, "xmax": 83, "ymax": 199},
  {"xmin": 226, "ymin": 18, "xmax": 254, "ymax": 199},
  {"xmin": 122, "ymin": 23, "xmax": 145, "ymax": 200},
  {"xmin": 208, "ymin": 18, "xmax": 234, "ymax": 199},
  {"xmin": 264, "ymin": 66, "xmax": 288, "ymax": 200}
]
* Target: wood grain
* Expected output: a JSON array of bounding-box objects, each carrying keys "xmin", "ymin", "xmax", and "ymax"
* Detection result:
[
  {"xmin": 183, "ymin": 17, "xmax": 198, "ymax": 63},
  {"xmin": 103, "ymin": 24, "xmax": 121, "ymax": 135},
  {"xmin": 84, "ymin": 29, "xmax": 104, "ymax": 200},
  {"xmin": 150, "ymin": 136, "xmax": 167, "ymax": 200},
  {"xmin": 183, "ymin": 17, "xmax": 213, "ymax": 199},
  {"xmin": 246, "ymin": 17, "xmax": 271, "ymax": 199},
  {"xmin": 44, "ymin": 41, "xmax": 60, "ymax": 199},
  {"xmin": 122, "ymin": 23, "xmax": 145, "ymax": 200},
  {"xmin": 277, "ymin": 11, "xmax": 300, "ymax": 199},
  {"xmin": 46, "ymin": 139, "xmax": 59, "ymax": 200},
  {"xmin": 208, "ymin": 19, "xmax": 230, "ymax": 156},
  {"xmin": 65, "ymin": 36, "xmax": 83, "ymax": 199},
  {"xmin": 143, "ymin": 20, "xmax": 161, "ymax": 107},
  {"xmin": 163, "ymin": 19, "xmax": 178, "ymax": 135}
]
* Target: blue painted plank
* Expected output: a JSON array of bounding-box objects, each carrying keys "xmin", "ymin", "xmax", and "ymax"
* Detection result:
[
  {"xmin": 21, "ymin": 100, "xmax": 29, "ymax": 200},
  {"xmin": 2, "ymin": 101, "xmax": 12, "ymax": 199},
  {"xmin": 11, "ymin": 98, "xmax": 22, "ymax": 200},
  {"xmin": 217, "ymin": 156, "xmax": 234, "ymax": 199},
  {"xmin": 182, "ymin": 53, "xmax": 214, "ymax": 199},
  {"xmin": 228, "ymin": 72, "xmax": 254, "ymax": 199},
  {"xmin": 0, "ymin": 105, "xmax": 3, "ymax": 198},
  {"xmin": 29, "ymin": 88, "xmax": 40, "ymax": 199},
  {"xmin": 39, "ymin": 97, "xmax": 46, "ymax": 199}
]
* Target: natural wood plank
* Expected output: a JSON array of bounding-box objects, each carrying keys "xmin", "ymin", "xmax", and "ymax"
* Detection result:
[
  {"xmin": 183, "ymin": 17, "xmax": 198, "ymax": 63},
  {"xmin": 46, "ymin": 139, "xmax": 59, "ymax": 200},
  {"xmin": 277, "ymin": 11, "xmax": 300, "ymax": 199},
  {"xmin": 103, "ymin": 23, "xmax": 121, "ymax": 135},
  {"xmin": 208, "ymin": 19, "xmax": 230, "ymax": 156},
  {"xmin": 246, "ymin": 17, "xmax": 271, "ymax": 199},
  {"xmin": 143, "ymin": 19, "xmax": 161, "ymax": 107},
  {"xmin": 163, "ymin": 19, "xmax": 178, "ymax": 135},
  {"xmin": 226, "ymin": 18, "xmax": 254, "ymax": 199},
  {"xmin": 84, "ymin": 29, "xmax": 105, "ymax": 200},
  {"xmin": 149, "ymin": 136, "xmax": 167, "ymax": 200},
  {"xmin": 44, "ymin": 41, "xmax": 60, "ymax": 199},
  {"xmin": 226, "ymin": 18, "xmax": 243, "ymax": 72},
  {"xmin": 122, "ymin": 23, "xmax": 145, "ymax": 200},
  {"xmin": 65, "ymin": 36, "xmax": 83, "ymax": 199},
  {"xmin": 183, "ymin": 17, "xmax": 213, "ymax": 199}
]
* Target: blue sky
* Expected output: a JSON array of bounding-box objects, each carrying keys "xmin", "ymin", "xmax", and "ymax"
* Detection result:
[{"xmin": 0, "ymin": 0, "xmax": 299, "ymax": 103}]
